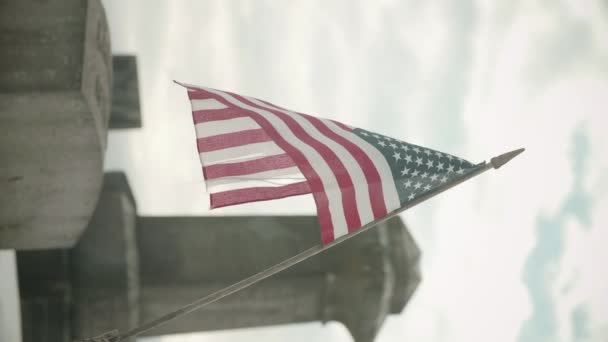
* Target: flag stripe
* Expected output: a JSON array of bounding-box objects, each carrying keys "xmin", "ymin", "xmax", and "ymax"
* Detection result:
[
  {"xmin": 207, "ymin": 166, "xmax": 304, "ymax": 187},
  {"xmin": 256, "ymin": 99, "xmax": 389, "ymax": 222},
  {"xmin": 197, "ymin": 128, "xmax": 270, "ymax": 153},
  {"xmin": 205, "ymin": 166, "xmax": 304, "ymax": 193},
  {"xmin": 179, "ymin": 81, "xmax": 480, "ymax": 246},
  {"xmin": 331, "ymin": 120, "xmax": 352, "ymax": 131},
  {"xmin": 199, "ymin": 141, "xmax": 285, "ymax": 165},
  {"xmin": 190, "ymin": 98, "xmax": 227, "ymax": 111},
  {"xmin": 210, "ymin": 181, "xmax": 311, "ymax": 208},
  {"xmin": 329, "ymin": 122, "xmax": 401, "ymax": 212},
  {"xmin": 236, "ymin": 95, "xmax": 361, "ymax": 235},
  {"xmin": 195, "ymin": 88, "xmax": 340, "ymax": 243},
  {"xmin": 256, "ymin": 99, "xmax": 398, "ymax": 223},
  {"xmin": 193, "ymin": 108, "xmax": 249, "ymax": 124},
  {"xmin": 203, "ymin": 153, "xmax": 297, "ymax": 179},
  {"xmin": 298, "ymin": 114, "xmax": 388, "ymax": 220},
  {"xmin": 250, "ymin": 98, "xmax": 375, "ymax": 230},
  {"xmin": 195, "ymin": 116, "xmax": 260, "ymax": 138}
]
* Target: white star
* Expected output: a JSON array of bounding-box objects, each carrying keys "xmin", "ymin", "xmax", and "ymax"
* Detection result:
[
  {"xmin": 414, "ymin": 182, "xmax": 422, "ymax": 189},
  {"xmin": 440, "ymin": 176, "xmax": 448, "ymax": 183},
  {"xmin": 401, "ymin": 167, "xmax": 410, "ymax": 176},
  {"xmin": 430, "ymin": 174, "xmax": 439, "ymax": 182},
  {"xmin": 360, "ymin": 131, "xmax": 369, "ymax": 136},
  {"xmin": 408, "ymin": 193, "xmax": 415, "ymax": 200},
  {"xmin": 415, "ymin": 157, "xmax": 423, "ymax": 166},
  {"xmin": 437, "ymin": 162, "xmax": 444, "ymax": 171},
  {"xmin": 405, "ymin": 155, "xmax": 413, "ymax": 163},
  {"xmin": 447, "ymin": 165, "xmax": 455, "ymax": 173},
  {"xmin": 378, "ymin": 140, "xmax": 386, "ymax": 147},
  {"xmin": 424, "ymin": 149, "xmax": 432, "ymax": 156},
  {"xmin": 423, "ymin": 184, "xmax": 431, "ymax": 191},
  {"xmin": 411, "ymin": 170, "xmax": 419, "ymax": 177},
  {"xmin": 457, "ymin": 168, "xmax": 465, "ymax": 174},
  {"xmin": 403, "ymin": 180, "xmax": 412, "ymax": 188},
  {"xmin": 421, "ymin": 172, "xmax": 428, "ymax": 179},
  {"xmin": 426, "ymin": 160, "xmax": 434, "ymax": 168},
  {"xmin": 373, "ymin": 134, "xmax": 380, "ymax": 139},
  {"xmin": 435, "ymin": 151, "xmax": 443, "ymax": 158},
  {"xmin": 389, "ymin": 142, "xmax": 398, "ymax": 149},
  {"xmin": 392, "ymin": 151, "xmax": 401, "ymax": 161},
  {"xmin": 401, "ymin": 144, "xmax": 409, "ymax": 151},
  {"xmin": 412, "ymin": 147, "xmax": 421, "ymax": 153},
  {"xmin": 446, "ymin": 154, "xmax": 454, "ymax": 160}
]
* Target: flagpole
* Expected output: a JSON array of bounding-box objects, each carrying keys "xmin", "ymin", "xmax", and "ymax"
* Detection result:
[{"xmin": 78, "ymin": 148, "xmax": 524, "ymax": 342}]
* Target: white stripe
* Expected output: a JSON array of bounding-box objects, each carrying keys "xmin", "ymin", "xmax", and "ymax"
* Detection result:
[
  {"xmin": 195, "ymin": 117, "xmax": 260, "ymax": 138},
  {"xmin": 207, "ymin": 178, "xmax": 304, "ymax": 193},
  {"xmin": 202, "ymin": 87, "xmax": 348, "ymax": 237},
  {"xmin": 249, "ymin": 98, "xmax": 374, "ymax": 228},
  {"xmin": 322, "ymin": 120, "xmax": 401, "ymax": 212},
  {"xmin": 255, "ymin": 96, "xmax": 400, "ymax": 213},
  {"xmin": 190, "ymin": 98, "xmax": 227, "ymax": 111},
  {"xmin": 206, "ymin": 166, "xmax": 304, "ymax": 193},
  {"xmin": 199, "ymin": 141, "xmax": 285, "ymax": 165}
]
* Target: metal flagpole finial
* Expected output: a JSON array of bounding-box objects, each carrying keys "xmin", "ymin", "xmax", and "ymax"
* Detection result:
[
  {"xmin": 74, "ymin": 330, "xmax": 121, "ymax": 342},
  {"xmin": 490, "ymin": 148, "xmax": 525, "ymax": 169}
]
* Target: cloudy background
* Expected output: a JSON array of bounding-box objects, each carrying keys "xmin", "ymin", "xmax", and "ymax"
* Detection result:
[{"xmin": 102, "ymin": 0, "xmax": 608, "ymax": 341}]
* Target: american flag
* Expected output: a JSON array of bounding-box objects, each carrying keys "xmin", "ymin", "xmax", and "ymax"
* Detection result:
[{"xmin": 179, "ymin": 82, "xmax": 484, "ymax": 245}]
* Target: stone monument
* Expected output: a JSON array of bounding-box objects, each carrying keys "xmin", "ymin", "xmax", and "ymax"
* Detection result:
[
  {"xmin": 16, "ymin": 173, "xmax": 421, "ymax": 342},
  {"xmin": 109, "ymin": 56, "xmax": 141, "ymax": 129},
  {"xmin": 0, "ymin": 0, "xmax": 112, "ymax": 250}
]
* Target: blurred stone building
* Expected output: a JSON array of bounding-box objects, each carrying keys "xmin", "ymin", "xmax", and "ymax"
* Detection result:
[
  {"xmin": 1, "ymin": 1, "xmax": 421, "ymax": 342},
  {"xmin": 16, "ymin": 172, "xmax": 421, "ymax": 342},
  {"xmin": 0, "ymin": 0, "xmax": 141, "ymax": 250}
]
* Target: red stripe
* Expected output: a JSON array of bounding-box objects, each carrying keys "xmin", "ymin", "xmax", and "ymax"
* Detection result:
[
  {"xmin": 331, "ymin": 120, "xmax": 351, "ymax": 132},
  {"xmin": 192, "ymin": 108, "xmax": 247, "ymax": 123},
  {"xmin": 188, "ymin": 90, "xmax": 249, "ymax": 123},
  {"xmin": 258, "ymin": 100, "xmax": 388, "ymax": 221},
  {"xmin": 191, "ymin": 88, "xmax": 335, "ymax": 244},
  {"xmin": 299, "ymin": 114, "xmax": 388, "ymax": 220},
  {"xmin": 197, "ymin": 129, "xmax": 270, "ymax": 153},
  {"xmin": 235, "ymin": 96, "xmax": 362, "ymax": 233},
  {"xmin": 210, "ymin": 181, "xmax": 311, "ymax": 208},
  {"xmin": 188, "ymin": 91, "xmax": 215, "ymax": 100},
  {"xmin": 204, "ymin": 153, "xmax": 296, "ymax": 180}
]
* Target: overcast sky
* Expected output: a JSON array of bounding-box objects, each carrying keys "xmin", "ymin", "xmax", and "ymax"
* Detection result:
[{"xmin": 101, "ymin": 1, "xmax": 608, "ymax": 341}]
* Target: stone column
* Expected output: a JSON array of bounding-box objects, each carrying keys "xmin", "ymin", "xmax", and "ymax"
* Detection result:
[
  {"xmin": 16, "ymin": 172, "xmax": 421, "ymax": 342},
  {"xmin": 69, "ymin": 173, "xmax": 140, "ymax": 342},
  {"xmin": 0, "ymin": 0, "xmax": 112, "ymax": 250},
  {"xmin": 17, "ymin": 172, "xmax": 140, "ymax": 342},
  {"xmin": 110, "ymin": 55, "xmax": 141, "ymax": 129},
  {"xmin": 137, "ymin": 216, "xmax": 421, "ymax": 342}
]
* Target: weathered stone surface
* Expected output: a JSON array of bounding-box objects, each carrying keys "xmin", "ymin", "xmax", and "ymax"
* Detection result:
[
  {"xmin": 110, "ymin": 55, "xmax": 141, "ymax": 129},
  {"xmin": 14, "ymin": 174, "xmax": 420, "ymax": 342},
  {"xmin": 17, "ymin": 249, "xmax": 72, "ymax": 342},
  {"xmin": 70, "ymin": 173, "xmax": 140, "ymax": 341},
  {"xmin": 0, "ymin": 0, "xmax": 112, "ymax": 250},
  {"xmin": 16, "ymin": 173, "xmax": 140, "ymax": 342},
  {"xmin": 136, "ymin": 216, "xmax": 420, "ymax": 342}
]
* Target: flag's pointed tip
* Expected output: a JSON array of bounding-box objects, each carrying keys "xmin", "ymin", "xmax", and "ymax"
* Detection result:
[{"xmin": 490, "ymin": 148, "xmax": 525, "ymax": 169}]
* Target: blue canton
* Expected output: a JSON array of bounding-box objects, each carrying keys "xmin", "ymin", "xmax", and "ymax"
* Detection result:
[{"xmin": 353, "ymin": 128, "xmax": 484, "ymax": 206}]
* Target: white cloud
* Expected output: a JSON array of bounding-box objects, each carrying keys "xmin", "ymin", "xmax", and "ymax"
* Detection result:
[{"xmin": 100, "ymin": 1, "xmax": 608, "ymax": 341}]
